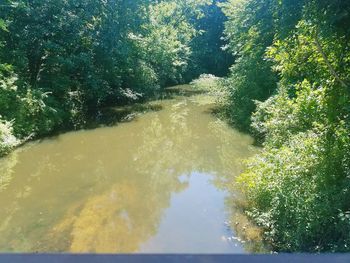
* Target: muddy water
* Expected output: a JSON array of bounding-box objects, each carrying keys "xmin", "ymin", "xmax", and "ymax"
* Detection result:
[{"xmin": 0, "ymin": 86, "xmax": 261, "ymax": 253}]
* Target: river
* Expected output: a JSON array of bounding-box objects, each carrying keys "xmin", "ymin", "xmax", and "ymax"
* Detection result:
[{"xmin": 0, "ymin": 85, "xmax": 263, "ymax": 253}]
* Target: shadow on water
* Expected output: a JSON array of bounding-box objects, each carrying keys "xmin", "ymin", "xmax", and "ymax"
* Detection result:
[
  {"xmin": 87, "ymin": 103, "xmax": 164, "ymax": 129},
  {"xmin": 82, "ymin": 84, "xmax": 208, "ymax": 130},
  {"xmin": 0, "ymin": 84, "xmax": 268, "ymax": 253},
  {"xmin": 53, "ymin": 84, "xmax": 207, "ymax": 134},
  {"xmin": 162, "ymin": 85, "xmax": 208, "ymax": 98}
]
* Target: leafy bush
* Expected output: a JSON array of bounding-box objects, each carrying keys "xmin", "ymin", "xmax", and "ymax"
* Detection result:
[
  {"xmin": 252, "ymin": 80, "xmax": 327, "ymax": 147},
  {"xmin": 0, "ymin": 64, "xmax": 57, "ymax": 138},
  {"xmin": 0, "ymin": 119, "xmax": 18, "ymax": 156},
  {"xmin": 232, "ymin": 4, "xmax": 350, "ymax": 251},
  {"xmin": 14, "ymin": 88, "xmax": 58, "ymax": 137},
  {"xmin": 191, "ymin": 74, "xmax": 221, "ymax": 91},
  {"xmin": 220, "ymin": 0, "xmax": 278, "ymax": 131},
  {"xmin": 239, "ymin": 124, "xmax": 350, "ymax": 251}
]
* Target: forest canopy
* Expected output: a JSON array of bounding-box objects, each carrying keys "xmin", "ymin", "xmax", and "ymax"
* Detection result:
[{"xmin": 0, "ymin": 0, "xmax": 230, "ymax": 156}]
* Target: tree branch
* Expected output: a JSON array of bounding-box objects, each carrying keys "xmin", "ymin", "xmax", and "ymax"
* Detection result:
[{"xmin": 314, "ymin": 33, "xmax": 349, "ymax": 89}]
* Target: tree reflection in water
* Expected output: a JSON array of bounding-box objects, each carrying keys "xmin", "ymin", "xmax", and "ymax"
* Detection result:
[{"xmin": 0, "ymin": 89, "xmax": 262, "ymax": 253}]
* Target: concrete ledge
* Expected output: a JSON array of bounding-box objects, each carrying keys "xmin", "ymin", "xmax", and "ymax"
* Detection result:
[{"xmin": 0, "ymin": 254, "xmax": 349, "ymax": 263}]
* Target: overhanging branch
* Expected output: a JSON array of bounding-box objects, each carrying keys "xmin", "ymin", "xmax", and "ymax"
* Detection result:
[{"xmin": 314, "ymin": 33, "xmax": 349, "ymax": 90}]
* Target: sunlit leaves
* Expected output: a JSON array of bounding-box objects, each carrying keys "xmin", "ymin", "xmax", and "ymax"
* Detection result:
[
  {"xmin": 219, "ymin": 0, "xmax": 277, "ymax": 131},
  {"xmin": 228, "ymin": 0, "xmax": 350, "ymax": 252},
  {"xmin": 0, "ymin": 0, "xmax": 223, "ymax": 158}
]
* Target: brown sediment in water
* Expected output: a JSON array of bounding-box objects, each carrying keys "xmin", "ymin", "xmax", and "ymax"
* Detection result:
[{"xmin": 0, "ymin": 85, "xmax": 264, "ymax": 253}]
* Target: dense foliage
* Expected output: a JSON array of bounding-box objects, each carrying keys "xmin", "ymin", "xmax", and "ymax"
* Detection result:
[
  {"xmin": 1, "ymin": 0, "xmax": 349, "ymax": 253},
  {"xmin": 221, "ymin": 0, "xmax": 350, "ymax": 252},
  {"xmin": 219, "ymin": 0, "xmax": 278, "ymax": 131},
  {"xmin": 187, "ymin": 0, "xmax": 233, "ymax": 79},
  {"xmin": 0, "ymin": 0, "xmax": 228, "ymax": 155}
]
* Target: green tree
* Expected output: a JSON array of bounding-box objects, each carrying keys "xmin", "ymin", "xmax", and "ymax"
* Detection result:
[
  {"xmin": 0, "ymin": 0, "xmax": 215, "ymax": 154},
  {"xmin": 229, "ymin": 0, "xmax": 350, "ymax": 251},
  {"xmin": 220, "ymin": 0, "xmax": 278, "ymax": 131}
]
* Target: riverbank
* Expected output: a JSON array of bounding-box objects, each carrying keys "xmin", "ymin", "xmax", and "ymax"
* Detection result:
[
  {"xmin": 0, "ymin": 85, "xmax": 263, "ymax": 253},
  {"xmin": 0, "ymin": 81, "xmax": 211, "ymax": 158}
]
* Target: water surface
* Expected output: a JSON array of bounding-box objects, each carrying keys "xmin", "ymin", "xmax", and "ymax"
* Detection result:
[{"xmin": 0, "ymin": 86, "xmax": 259, "ymax": 253}]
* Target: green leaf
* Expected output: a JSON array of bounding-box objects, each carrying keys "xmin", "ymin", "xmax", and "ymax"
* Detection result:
[{"xmin": 0, "ymin": 19, "xmax": 8, "ymax": 32}]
